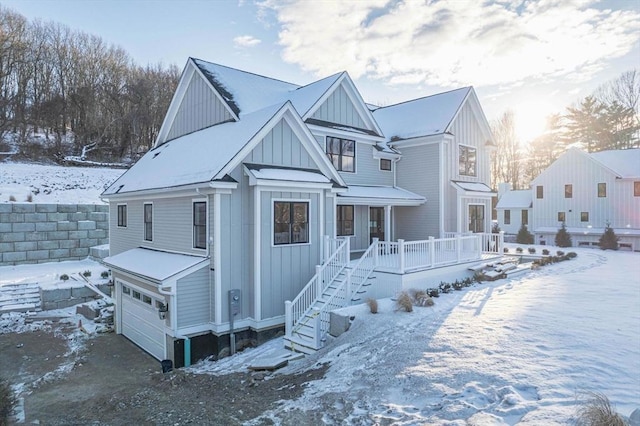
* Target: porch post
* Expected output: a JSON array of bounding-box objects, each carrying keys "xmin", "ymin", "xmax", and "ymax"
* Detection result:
[
  {"xmin": 456, "ymin": 234, "xmax": 462, "ymax": 262},
  {"xmin": 284, "ymin": 300, "xmax": 292, "ymax": 338},
  {"xmin": 429, "ymin": 236, "xmax": 435, "ymax": 266},
  {"xmin": 499, "ymin": 231, "xmax": 505, "ymax": 254},
  {"xmin": 398, "ymin": 239, "xmax": 405, "ymax": 273},
  {"xmin": 373, "ymin": 237, "xmax": 379, "ymax": 266},
  {"xmin": 323, "ymin": 235, "xmax": 329, "ymax": 263},
  {"xmin": 384, "ymin": 205, "xmax": 391, "ymax": 242},
  {"xmin": 315, "ymin": 265, "xmax": 322, "ymax": 297}
]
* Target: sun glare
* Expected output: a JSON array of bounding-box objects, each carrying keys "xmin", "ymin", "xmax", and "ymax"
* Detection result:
[{"xmin": 513, "ymin": 101, "xmax": 554, "ymax": 144}]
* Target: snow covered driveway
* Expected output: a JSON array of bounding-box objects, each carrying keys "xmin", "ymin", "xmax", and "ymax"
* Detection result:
[{"xmin": 239, "ymin": 249, "xmax": 639, "ymax": 425}]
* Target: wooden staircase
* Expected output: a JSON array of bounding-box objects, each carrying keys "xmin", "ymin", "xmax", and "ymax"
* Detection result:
[{"xmin": 0, "ymin": 283, "xmax": 41, "ymax": 313}]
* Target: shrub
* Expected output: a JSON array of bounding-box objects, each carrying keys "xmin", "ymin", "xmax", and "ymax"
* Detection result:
[
  {"xmin": 0, "ymin": 377, "xmax": 16, "ymax": 424},
  {"xmin": 82, "ymin": 270, "xmax": 92, "ymax": 277},
  {"xmin": 528, "ymin": 247, "xmax": 536, "ymax": 254},
  {"xmin": 25, "ymin": 194, "xmax": 33, "ymax": 202},
  {"xmin": 427, "ymin": 288, "xmax": 440, "ymax": 298},
  {"xmin": 555, "ymin": 222, "xmax": 572, "ymax": 247},
  {"xmin": 366, "ymin": 298, "xmax": 378, "ymax": 314},
  {"xmin": 100, "ymin": 270, "xmax": 110, "ymax": 279},
  {"xmin": 516, "ymin": 247, "xmax": 523, "ymax": 253},
  {"xmin": 395, "ymin": 291, "xmax": 413, "ymax": 312},
  {"xmin": 557, "ymin": 250, "xmax": 565, "ymax": 257},
  {"xmin": 492, "ymin": 222, "xmax": 501, "ymax": 233},
  {"xmin": 503, "ymin": 247, "xmax": 509, "ymax": 253},
  {"xmin": 516, "ymin": 223, "xmax": 534, "ymax": 244},
  {"xmin": 567, "ymin": 252, "xmax": 577, "ymax": 259},
  {"xmin": 439, "ymin": 282, "xmax": 452, "ymax": 293},
  {"xmin": 575, "ymin": 392, "xmax": 626, "ymax": 426},
  {"xmin": 60, "ymin": 274, "xmax": 69, "ymax": 281},
  {"xmin": 452, "ymin": 280, "xmax": 464, "ymax": 291},
  {"xmin": 8, "ymin": 195, "xmax": 15, "ymax": 202},
  {"xmin": 599, "ymin": 223, "xmax": 619, "ymax": 250},
  {"xmin": 542, "ymin": 249, "xmax": 550, "ymax": 256}
]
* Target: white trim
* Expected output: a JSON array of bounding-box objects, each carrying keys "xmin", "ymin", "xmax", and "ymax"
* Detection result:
[
  {"xmin": 271, "ymin": 198, "xmax": 312, "ymax": 247},
  {"xmin": 103, "ymin": 182, "xmax": 237, "ymax": 202},
  {"xmin": 336, "ymin": 204, "xmax": 355, "ymax": 237},
  {"xmin": 307, "ymin": 124, "xmax": 385, "ymax": 144},
  {"xmin": 190, "ymin": 59, "xmax": 240, "ymax": 121},
  {"xmin": 116, "ymin": 203, "xmax": 128, "ymax": 228},
  {"xmin": 336, "ymin": 196, "xmax": 423, "ymax": 207},
  {"xmin": 192, "ymin": 198, "xmax": 208, "ymax": 252},
  {"xmin": 379, "ymin": 158, "xmax": 393, "ymax": 172},
  {"xmin": 253, "ymin": 187, "xmax": 261, "ymax": 321},
  {"xmin": 214, "ymin": 192, "xmax": 222, "ymax": 324},
  {"xmin": 389, "ymin": 133, "xmax": 449, "ymax": 149},
  {"xmin": 458, "ymin": 143, "xmax": 478, "ymax": 178},
  {"xmin": 325, "ymin": 135, "xmax": 357, "ymax": 174},
  {"xmin": 143, "ymin": 202, "xmax": 154, "ymax": 243},
  {"xmin": 155, "ymin": 62, "xmax": 193, "ymax": 147}
]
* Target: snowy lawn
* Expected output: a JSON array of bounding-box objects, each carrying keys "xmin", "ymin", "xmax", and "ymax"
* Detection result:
[
  {"xmin": 0, "ymin": 162, "xmax": 124, "ymax": 204},
  {"xmin": 0, "ymin": 258, "xmax": 111, "ymax": 290},
  {"xmin": 193, "ymin": 248, "xmax": 639, "ymax": 424}
]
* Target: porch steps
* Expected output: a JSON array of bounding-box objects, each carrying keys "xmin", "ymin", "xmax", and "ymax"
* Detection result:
[{"xmin": 0, "ymin": 283, "xmax": 42, "ymax": 314}]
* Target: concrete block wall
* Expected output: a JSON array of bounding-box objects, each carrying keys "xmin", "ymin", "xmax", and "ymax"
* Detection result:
[
  {"xmin": 0, "ymin": 204, "xmax": 109, "ymax": 266},
  {"xmin": 40, "ymin": 283, "xmax": 112, "ymax": 310}
]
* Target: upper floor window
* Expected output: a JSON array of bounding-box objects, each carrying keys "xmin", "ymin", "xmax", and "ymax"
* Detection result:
[
  {"xmin": 564, "ymin": 184, "xmax": 572, "ymax": 198},
  {"xmin": 326, "ymin": 137, "xmax": 355, "ymax": 172},
  {"xmin": 521, "ymin": 210, "xmax": 528, "ymax": 225},
  {"xmin": 598, "ymin": 183, "xmax": 606, "ymax": 197},
  {"xmin": 274, "ymin": 201, "xmax": 309, "ymax": 245},
  {"xmin": 536, "ymin": 186, "xmax": 544, "ymax": 199},
  {"xmin": 504, "ymin": 209, "xmax": 511, "ymax": 225},
  {"xmin": 117, "ymin": 204, "xmax": 127, "ymax": 227},
  {"xmin": 193, "ymin": 202, "xmax": 207, "ymax": 249},
  {"xmin": 581, "ymin": 212, "xmax": 589, "ymax": 222},
  {"xmin": 458, "ymin": 145, "xmax": 477, "ymax": 176},
  {"xmin": 379, "ymin": 158, "xmax": 392, "ymax": 171},
  {"xmin": 558, "ymin": 211, "xmax": 565, "ymax": 222},
  {"xmin": 635, "ymin": 181, "xmax": 640, "ymax": 197},
  {"xmin": 143, "ymin": 203, "xmax": 153, "ymax": 241},
  {"xmin": 337, "ymin": 205, "xmax": 354, "ymax": 236}
]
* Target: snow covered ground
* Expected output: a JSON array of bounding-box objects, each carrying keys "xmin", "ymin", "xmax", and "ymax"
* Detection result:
[
  {"xmin": 1, "ymin": 248, "xmax": 638, "ymax": 424},
  {"xmin": 0, "ymin": 162, "xmax": 124, "ymax": 204},
  {"xmin": 0, "ymin": 258, "xmax": 110, "ymax": 290}
]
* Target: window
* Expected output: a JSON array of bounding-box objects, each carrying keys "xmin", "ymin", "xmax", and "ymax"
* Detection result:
[
  {"xmin": 274, "ymin": 201, "xmax": 309, "ymax": 245},
  {"xmin": 564, "ymin": 184, "xmax": 572, "ymax": 198},
  {"xmin": 581, "ymin": 212, "xmax": 589, "ymax": 222},
  {"xmin": 193, "ymin": 202, "xmax": 207, "ymax": 249},
  {"xmin": 536, "ymin": 186, "xmax": 543, "ymax": 199},
  {"xmin": 504, "ymin": 210, "xmax": 511, "ymax": 225},
  {"xmin": 521, "ymin": 210, "xmax": 528, "ymax": 225},
  {"xmin": 122, "ymin": 285, "xmax": 130, "ymax": 295},
  {"xmin": 558, "ymin": 212, "xmax": 565, "ymax": 222},
  {"xmin": 132, "ymin": 290, "xmax": 141, "ymax": 300},
  {"xmin": 458, "ymin": 145, "xmax": 477, "ymax": 176},
  {"xmin": 337, "ymin": 205, "xmax": 354, "ymax": 236},
  {"xmin": 142, "ymin": 294, "xmax": 152, "ymax": 305},
  {"xmin": 143, "ymin": 203, "xmax": 153, "ymax": 241},
  {"xmin": 379, "ymin": 158, "xmax": 392, "ymax": 171},
  {"xmin": 598, "ymin": 183, "xmax": 606, "ymax": 197},
  {"xmin": 117, "ymin": 204, "xmax": 127, "ymax": 227},
  {"xmin": 326, "ymin": 137, "xmax": 355, "ymax": 172},
  {"xmin": 635, "ymin": 181, "xmax": 640, "ymax": 197}
]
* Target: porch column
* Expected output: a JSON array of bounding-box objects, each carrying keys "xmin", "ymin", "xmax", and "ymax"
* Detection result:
[{"xmin": 384, "ymin": 205, "xmax": 391, "ymax": 241}]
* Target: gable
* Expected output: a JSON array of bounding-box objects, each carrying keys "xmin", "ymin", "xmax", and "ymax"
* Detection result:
[
  {"xmin": 447, "ymin": 89, "xmax": 492, "ymax": 143},
  {"xmin": 310, "ymin": 84, "xmax": 368, "ymax": 130},
  {"xmin": 166, "ymin": 71, "xmax": 234, "ymax": 141},
  {"xmin": 244, "ymin": 118, "xmax": 316, "ymax": 169}
]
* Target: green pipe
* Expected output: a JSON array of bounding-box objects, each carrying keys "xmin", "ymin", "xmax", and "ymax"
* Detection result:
[{"xmin": 184, "ymin": 338, "xmax": 191, "ymax": 367}]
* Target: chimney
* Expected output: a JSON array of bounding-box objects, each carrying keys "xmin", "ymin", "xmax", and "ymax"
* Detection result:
[{"xmin": 498, "ymin": 182, "xmax": 511, "ymax": 199}]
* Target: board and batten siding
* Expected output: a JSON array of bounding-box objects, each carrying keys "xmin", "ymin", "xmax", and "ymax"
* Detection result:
[
  {"xmin": 311, "ymin": 85, "xmax": 367, "ymax": 129},
  {"xmin": 260, "ymin": 191, "xmax": 320, "ymax": 320},
  {"xmin": 345, "ymin": 205, "xmax": 369, "ymax": 251},
  {"xmin": 109, "ymin": 197, "xmax": 206, "ymax": 257},
  {"xmin": 449, "ymin": 102, "xmax": 491, "ymax": 183},
  {"xmin": 247, "ymin": 119, "xmax": 315, "ymax": 168},
  {"xmin": 395, "ymin": 143, "xmax": 440, "ymax": 240},
  {"xmin": 176, "ymin": 265, "xmax": 210, "ymax": 329},
  {"xmin": 166, "ymin": 72, "xmax": 233, "ymax": 141}
]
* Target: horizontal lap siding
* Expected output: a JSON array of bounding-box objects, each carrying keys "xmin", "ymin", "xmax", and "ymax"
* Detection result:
[
  {"xmin": 312, "ymin": 85, "xmax": 367, "ymax": 129},
  {"xmin": 395, "ymin": 144, "xmax": 440, "ymax": 240},
  {"xmin": 340, "ymin": 143, "xmax": 394, "ymax": 186},
  {"xmin": 109, "ymin": 202, "xmax": 143, "ymax": 256},
  {"xmin": 177, "ymin": 266, "xmax": 210, "ymax": 328},
  {"xmin": 167, "ymin": 73, "xmax": 233, "ymax": 141}
]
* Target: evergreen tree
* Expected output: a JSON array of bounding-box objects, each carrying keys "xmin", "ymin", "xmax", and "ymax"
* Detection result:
[
  {"xmin": 516, "ymin": 223, "xmax": 534, "ymax": 244},
  {"xmin": 598, "ymin": 223, "xmax": 619, "ymax": 250},
  {"xmin": 555, "ymin": 222, "xmax": 572, "ymax": 248}
]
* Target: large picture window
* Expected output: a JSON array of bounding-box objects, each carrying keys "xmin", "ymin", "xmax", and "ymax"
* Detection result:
[
  {"xmin": 193, "ymin": 202, "xmax": 207, "ymax": 249},
  {"xmin": 337, "ymin": 205, "xmax": 354, "ymax": 236},
  {"xmin": 326, "ymin": 137, "xmax": 355, "ymax": 172},
  {"xmin": 117, "ymin": 204, "xmax": 127, "ymax": 227},
  {"xmin": 274, "ymin": 201, "xmax": 309, "ymax": 245},
  {"xmin": 143, "ymin": 203, "xmax": 153, "ymax": 241},
  {"xmin": 458, "ymin": 145, "xmax": 477, "ymax": 176}
]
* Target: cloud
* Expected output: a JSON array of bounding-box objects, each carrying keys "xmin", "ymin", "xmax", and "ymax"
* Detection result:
[
  {"xmin": 233, "ymin": 35, "xmax": 262, "ymax": 48},
  {"xmin": 259, "ymin": 0, "xmax": 640, "ymax": 88}
]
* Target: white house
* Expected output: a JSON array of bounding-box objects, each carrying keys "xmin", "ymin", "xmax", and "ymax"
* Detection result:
[
  {"xmin": 530, "ymin": 147, "xmax": 640, "ymax": 250},
  {"xmin": 101, "ymin": 58, "xmax": 497, "ymax": 365},
  {"xmin": 495, "ymin": 183, "xmax": 532, "ymax": 235}
]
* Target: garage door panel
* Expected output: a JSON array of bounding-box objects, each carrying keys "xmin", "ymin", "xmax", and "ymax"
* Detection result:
[{"xmin": 121, "ymin": 289, "xmax": 165, "ymax": 361}]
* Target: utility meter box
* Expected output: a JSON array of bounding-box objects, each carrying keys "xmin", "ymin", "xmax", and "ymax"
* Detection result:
[{"xmin": 229, "ymin": 289, "xmax": 241, "ymax": 318}]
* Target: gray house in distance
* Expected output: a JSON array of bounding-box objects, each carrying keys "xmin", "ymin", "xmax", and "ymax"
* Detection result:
[{"xmin": 102, "ymin": 58, "xmax": 496, "ymax": 365}]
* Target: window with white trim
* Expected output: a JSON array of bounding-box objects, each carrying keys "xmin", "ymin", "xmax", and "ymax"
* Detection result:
[
  {"xmin": 379, "ymin": 158, "xmax": 392, "ymax": 171},
  {"xmin": 193, "ymin": 202, "xmax": 207, "ymax": 249},
  {"xmin": 274, "ymin": 201, "xmax": 309, "ymax": 245},
  {"xmin": 326, "ymin": 137, "xmax": 355, "ymax": 172},
  {"xmin": 598, "ymin": 183, "xmax": 606, "ymax": 197},
  {"xmin": 521, "ymin": 210, "xmax": 528, "ymax": 225},
  {"xmin": 117, "ymin": 204, "xmax": 127, "ymax": 227},
  {"xmin": 337, "ymin": 205, "xmax": 354, "ymax": 236},
  {"xmin": 458, "ymin": 145, "xmax": 477, "ymax": 176},
  {"xmin": 504, "ymin": 209, "xmax": 511, "ymax": 225},
  {"xmin": 143, "ymin": 203, "xmax": 153, "ymax": 241}
]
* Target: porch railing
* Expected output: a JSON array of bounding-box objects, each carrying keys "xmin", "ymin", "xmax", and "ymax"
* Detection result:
[{"xmin": 444, "ymin": 231, "xmax": 504, "ymax": 255}]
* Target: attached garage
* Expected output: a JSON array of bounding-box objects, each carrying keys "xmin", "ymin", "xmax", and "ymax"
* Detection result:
[{"xmin": 119, "ymin": 282, "xmax": 166, "ymax": 360}]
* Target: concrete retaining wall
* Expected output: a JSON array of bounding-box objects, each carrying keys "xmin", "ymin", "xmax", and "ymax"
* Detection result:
[
  {"xmin": 40, "ymin": 283, "xmax": 111, "ymax": 311},
  {"xmin": 0, "ymin": 203, "xmax": 109, "ymax": 266}
]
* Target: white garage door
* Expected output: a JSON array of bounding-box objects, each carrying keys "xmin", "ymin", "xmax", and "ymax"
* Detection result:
[{"xmin": 120, "ymin": 282, "xmax": 166, "ymax": 360}]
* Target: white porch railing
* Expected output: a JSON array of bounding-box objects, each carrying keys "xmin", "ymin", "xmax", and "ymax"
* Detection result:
[{"xmin": 444, "ymin": 231, "xmax": 504, "ymax": 255}]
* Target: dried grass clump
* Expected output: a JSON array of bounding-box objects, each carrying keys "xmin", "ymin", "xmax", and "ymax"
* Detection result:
[
  {"xmin": 8, "ymin": 195, "xmax": 16, "ymax": 202},
  {"xmin": 575, "ymin": 392, "xmax": 627, "ymax": 426},
  {"xmin": 410, "ymin": 289, "xmax": 434, "ymax": 307},
  {"xmin": 395, "ymin": 291, "xmax": 413, "ymax": 312},
  {"xmin": 366, "ymin": 298, "xmax": 378, "ymax": 314}
]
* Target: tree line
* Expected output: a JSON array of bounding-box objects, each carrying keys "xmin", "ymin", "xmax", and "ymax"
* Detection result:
[
  {"xmin": 0, "ymin": 5, "xmax": 180, "ymax": 163},
  {"xmin": 491, "ymin": 70, "xmax": 640, "ymax": 190}
]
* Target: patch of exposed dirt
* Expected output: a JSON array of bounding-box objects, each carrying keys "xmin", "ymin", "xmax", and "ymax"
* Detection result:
[{"xmin": 1, "ymin": 325, "xmax": 328, "ymax": 425}]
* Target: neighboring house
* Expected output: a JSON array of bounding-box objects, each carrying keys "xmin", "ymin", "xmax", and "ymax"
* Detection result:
[
  {"xmin": 530, "ymin": 147, "xmax": 640, "ymax": 251},
  {"xmin": 102, "ymin": 58, "xmax": 495, "ymax": 364},
  {"xmin": 495, "ymin": 183, "xmax": 532, "ymax": 235}
]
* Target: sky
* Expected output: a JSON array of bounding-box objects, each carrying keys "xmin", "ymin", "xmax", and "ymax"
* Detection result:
[{"xmin": 2, "ymin": 0, "xmax": 639, "ymax": 143}]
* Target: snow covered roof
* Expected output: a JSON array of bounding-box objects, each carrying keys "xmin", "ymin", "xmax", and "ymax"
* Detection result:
[
  {"xmin": 496, "ymin": 190, "xmax": 532, "ymax": 209},
  {"xmin": 589, "ymin": 149, "xmax": 640, "ymax": 178},
  {"xmin": 451, "ymin": 181, "xmax": 495, "ymax": 194},
  {"xmin": 338, "ymin": 185, "xmax": 425, "ymax": 206},
  {"xmin": 103, "ymin": 103, "xmax": 285, "ymax": 195},
  {"xmin": 243, "ymin": 163, "xmax": 334, "ymax": 185},
  {"xmin": 104, "ymin": 248, "xmax": 208, "ymax": 282},
  {"xmin": 371, "ymin": 87, "xmax": 471, "ymax": 140}
]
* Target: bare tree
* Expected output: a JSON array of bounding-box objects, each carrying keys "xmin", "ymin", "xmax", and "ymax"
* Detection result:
[{"xmin": 490, "ymin": 110, "xmax": 522, "ymax": 190}]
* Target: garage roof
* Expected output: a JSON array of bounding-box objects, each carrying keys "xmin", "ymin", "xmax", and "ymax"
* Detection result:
[{"xmin": 104, "ymin": 248, "xmax": 208, "ymax": 282}]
